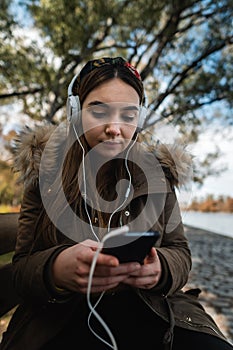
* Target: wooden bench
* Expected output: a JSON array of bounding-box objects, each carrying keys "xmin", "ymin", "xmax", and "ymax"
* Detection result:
[{"xmin": 0, "ymin": 213, "xmax": 21, "ymax": 317}]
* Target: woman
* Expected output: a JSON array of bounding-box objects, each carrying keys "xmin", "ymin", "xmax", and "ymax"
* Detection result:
[{"xmin": 1, "ymin": 57, "xmax": 232, "ymax": 350}]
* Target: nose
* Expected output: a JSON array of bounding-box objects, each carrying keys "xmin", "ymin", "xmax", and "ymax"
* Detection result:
[{"xmin": 105, "ymin": 123, "xmax": 121, "ymax": 136}]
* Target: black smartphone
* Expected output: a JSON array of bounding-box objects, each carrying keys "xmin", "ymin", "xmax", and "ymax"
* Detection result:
[{"xmin": 102, "ymin": 231, "xmax": 160, "ymax": 264}]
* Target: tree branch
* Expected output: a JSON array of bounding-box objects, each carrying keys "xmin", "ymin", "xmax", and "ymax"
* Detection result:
[
  {"xmin": 0, "ymin": 87, "xmax": 43, "ymax": 99},
  {"xmin": 149, "ymin": 36, "xmax": 233, "ymax": 112}
]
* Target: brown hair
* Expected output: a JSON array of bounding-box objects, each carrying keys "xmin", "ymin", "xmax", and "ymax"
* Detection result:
[
  {"xmin": 36, "ymin": 58, "xmax": 145, "ymax": 245},
  {"xmin": 74, "ymin": 62, "xmax": 145, "ymax": 106}
]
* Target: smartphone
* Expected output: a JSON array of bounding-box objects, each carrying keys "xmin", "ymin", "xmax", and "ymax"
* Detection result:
[{"xmin": 102, "ymin": 231, "xmax": 160, "ymax": 264}]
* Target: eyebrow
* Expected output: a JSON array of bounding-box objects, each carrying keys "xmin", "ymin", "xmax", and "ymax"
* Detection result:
[{"xmin": 87, "ymin": 101, "xmax": 139, "ymax": 111}]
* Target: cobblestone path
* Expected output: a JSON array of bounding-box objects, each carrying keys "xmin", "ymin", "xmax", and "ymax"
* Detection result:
[{"xmin": 184, "ymin": 225, "xmax": 233, "ymax": 345}]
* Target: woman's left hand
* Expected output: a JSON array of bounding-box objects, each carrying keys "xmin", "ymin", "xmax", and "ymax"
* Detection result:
[{"xmin": 122, "ymin": 247, "xmax": 162, "ymax": 289}]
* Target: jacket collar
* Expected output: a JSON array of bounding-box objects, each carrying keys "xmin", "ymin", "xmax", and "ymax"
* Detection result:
[{"xmin": 12, "ymin": 124, "xmax": 193, "ymax": 189}]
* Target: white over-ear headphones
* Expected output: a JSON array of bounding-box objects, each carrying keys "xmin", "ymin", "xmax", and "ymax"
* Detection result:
[
  {"xmin": 137, "ymin": 105, "xmax": 147, "ymax": 131},
  {"xmin": 66, "ymin": 71, "xmax": 148, "ymax": 130},
  {"xmin": 66, "ymin": 73, "xmax": 81, "ymax": 124}
]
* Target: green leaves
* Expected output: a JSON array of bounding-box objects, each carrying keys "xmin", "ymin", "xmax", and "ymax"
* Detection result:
[
  {"xmin": 0, "ymin": 0, "xmax": 232, "ymax": 126},
  {"xmin": 0, "ymin": 0, "xmax": 232, "ymax": 195}
]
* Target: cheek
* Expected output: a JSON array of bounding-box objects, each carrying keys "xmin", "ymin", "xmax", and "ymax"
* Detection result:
[
  {"xmin": 83, "ymin": 125, "xmax": 103, "ymax": 147},
  {"xmin": 82, "ymin": 117, "xmax": 99, "ymax": 135},
  {"xmin": 124, "ymin": 124, "xmax": 137, "ymax": 138}
]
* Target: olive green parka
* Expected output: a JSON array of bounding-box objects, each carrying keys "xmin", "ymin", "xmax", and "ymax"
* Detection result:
[{"xmin": 0, "ymin": 125, "xmax": 229, "ymax": 350}]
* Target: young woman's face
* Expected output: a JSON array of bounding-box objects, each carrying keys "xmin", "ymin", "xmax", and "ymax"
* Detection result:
[{"xmin": 82, "ymin": 78, "xmax": 140, "ymax": 158}]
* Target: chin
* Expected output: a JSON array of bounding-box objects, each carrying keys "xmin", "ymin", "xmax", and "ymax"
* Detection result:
[{"xmin": 98, "ymin": 151, "xmax": 121, "ymax": 159}]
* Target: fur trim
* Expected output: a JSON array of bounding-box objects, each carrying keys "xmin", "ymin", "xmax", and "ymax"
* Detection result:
[
  {"xmin": 155, "ymin": 142, "xmax": 193, "ymax": 188},
  {"xmin": 12, "ymin": 125, "xmax": 193, "ymax": 188},
  {"xmin": 12, "ymin": 124, "xmax": 60, "ymax": 186}
]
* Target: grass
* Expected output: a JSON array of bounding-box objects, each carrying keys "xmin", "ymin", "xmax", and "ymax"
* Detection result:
[
  {"xmin": 0, "ymin": 205, "xmax": 20, "ymax": 213},
  {"xmin": 0, "ymin": 252, "xmax": 15, "ymax": 339},
  {"xmin": 0, "ymin": 252, "xmax": 15, "ymax": 340},
  {"xmin": 0, "ymin": 206, "xmax": 19, "ymax": 340},
  {"xmin": 0, "ymin": 309, "xmax": 16, "ymax": 342},
  {"xmin": 0, "ymin": 252, "xmax": 14, "ymax": 267}
]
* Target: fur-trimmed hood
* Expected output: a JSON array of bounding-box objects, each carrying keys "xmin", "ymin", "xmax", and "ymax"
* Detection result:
[{"xmin": 12, "ymin": 124, "xmax": 193, "ymax": 188}]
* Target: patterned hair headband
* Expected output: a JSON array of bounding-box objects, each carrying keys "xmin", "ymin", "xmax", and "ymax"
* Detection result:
[{"xmin": 76, "ymin": 57, "xmax": 142, "ymax": 86}]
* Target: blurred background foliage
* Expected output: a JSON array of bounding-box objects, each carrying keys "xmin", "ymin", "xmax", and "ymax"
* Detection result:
[{"xmin": 0, "ymin": 0, "xmax": 233, "ymax": 207}]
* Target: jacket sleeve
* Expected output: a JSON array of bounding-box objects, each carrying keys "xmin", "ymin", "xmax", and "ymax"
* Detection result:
[
  {"xmin": 155, "ymin": 188, "xmax": 192, "ymax": 296},
  {"xmin": 12, "ymin": 182, "xmax": 74, "ymax": 304}
]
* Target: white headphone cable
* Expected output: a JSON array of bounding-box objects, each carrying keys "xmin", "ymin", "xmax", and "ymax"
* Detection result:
[
  {"xmin": 72, "ymin": 123, "xmax": 100, "ymax": 242},
  {"xmin": 87, "ymin": 225, "xmax": 129, "ymax": 350},
  {"xmin": 86, "ymin": 137, "xmax": 138, "ymax": 349},
  {"xmin": 107, "ymin": 135, "xmax": 138, "ymax": 233},
  {"xmin": 72, "ymin": 122, "xmax": 116, "ymax": 347},
  {"xmin": 72, "ymin": 121, "xmax": 137, "ymax": 348}
]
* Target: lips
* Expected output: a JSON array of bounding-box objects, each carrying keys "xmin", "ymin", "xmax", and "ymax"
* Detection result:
[
  {"xmin": 102, "ymin": 140, "xmax": 122, "ymax": 147},
  {"xmin": 102, "ymin": 140, "xmax": 122, "ymax": 145}
]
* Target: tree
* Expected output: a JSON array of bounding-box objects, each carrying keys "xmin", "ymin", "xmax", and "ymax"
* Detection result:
[
  {"xmin": 0, "ymin": 0, "xmax": 233, "ymax": 184},
  {"xmin": 0, "ymin": 159, "xmax": 22, "ymax": 206}
]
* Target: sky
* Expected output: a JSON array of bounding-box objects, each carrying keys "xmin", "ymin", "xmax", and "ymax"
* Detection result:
[
  {"xmin": 147, "ymin": 117, "xmax": 233, "ymax": 204},
  {"xmin": 189, "ymin": 125, "xmax": 233, "ymax": 200}
]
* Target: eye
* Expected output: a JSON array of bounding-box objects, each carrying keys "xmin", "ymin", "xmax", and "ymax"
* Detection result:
[
  {"xmin": 89, "ymin": 106, "xmax": 109, "ymax": 118},
  {"xmin": 121, "ymin": 111, "xmax": 138, "ymax": 123},
  {"xmin": 91, "ymin": 111, "xmax": 108, "ymax": 118},
  {"xmin": 122, "ymin": 115, "xmax": 135, "ymax": 122}
]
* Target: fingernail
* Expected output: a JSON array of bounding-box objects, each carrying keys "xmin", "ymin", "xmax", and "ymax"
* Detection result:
[
  {"xmin": 110, "ymin": 259, "xmax": 118, "ymax": 266},
  {"xmin": 133, "ymin": 263, "xmax": 140, "ymax": 269}
]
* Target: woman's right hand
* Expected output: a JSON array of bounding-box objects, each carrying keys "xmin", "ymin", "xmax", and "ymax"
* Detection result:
[{"xmin": 52, "ymin": 240, "xmax": 141, "ymax": 294}]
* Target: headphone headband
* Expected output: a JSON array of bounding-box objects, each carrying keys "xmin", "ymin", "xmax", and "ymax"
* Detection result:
[
  {"xmin": 68, "ymin": 74, "xmax": 79, "ymax": 97},
  {"xmin": 66, "ymin": 57, "xmax": 147, "ymax": 128}
]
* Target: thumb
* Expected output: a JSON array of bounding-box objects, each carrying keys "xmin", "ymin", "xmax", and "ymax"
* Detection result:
[{"xmin": 144, "ymin": 247, "xmax": 157, "ymax": 264}]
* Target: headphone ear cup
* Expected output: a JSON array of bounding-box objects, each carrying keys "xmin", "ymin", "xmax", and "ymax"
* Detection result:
[
  {"xmin": 137, "ymin": 106, "xmax": 147, "ymax": 132},
  {"xmin": 66, "ymin": 95, "xmax": 81, "ymax": 124}
]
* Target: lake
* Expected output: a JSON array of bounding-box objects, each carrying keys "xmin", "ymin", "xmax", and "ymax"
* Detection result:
[{"xmin": 181, "ymin": 211, "xmax": 233, "ymax": 239}]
